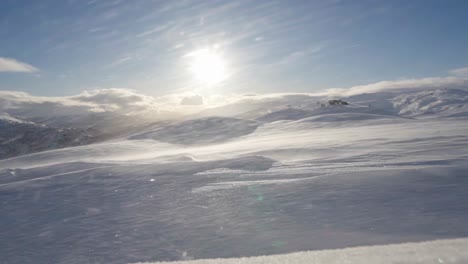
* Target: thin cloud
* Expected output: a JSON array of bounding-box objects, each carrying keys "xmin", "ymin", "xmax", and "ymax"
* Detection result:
[
  {"xmin": 0, "ymin": 57, "xmax": 39, "ymax": 73},
  {"xmin": 323, "ymin": 77, "xmax": 468, "ymax": 96},
  {"xmin": 71, "ymin": 88, "xmax": 159, "ymax": 113},
  {"xmin": 269, "ymin": 45, "xmax": 324, "ymax": 67},
  {"xmin": 0, "ymin": 89, "xmax": 160, "ymax": 117},
  {"xmin": 136, "ymin": 22, "xmax": 173, "ymax": 38},
  {"xmin": 450, "ymin": 67, "xmax": 468, "ymax": 77},
  {"xmin": 180, "ymin": 94, "xmax": 204, "ymax": 105},
  {"xmin": 104, "ymin": 56, "xmax": 133, "ymax": 69}
]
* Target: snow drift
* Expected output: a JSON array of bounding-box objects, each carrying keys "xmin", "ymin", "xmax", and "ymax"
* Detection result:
[{"xmin": 1, "ymin": 86, "xmax": 468, "ymax": 264}]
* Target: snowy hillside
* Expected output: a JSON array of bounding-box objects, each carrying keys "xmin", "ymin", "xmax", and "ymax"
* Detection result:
[
  {"xmin": 0, "ymin": 112, "xmax": 34, "ymax": 124},
  {"xmin": 256, "ymin": 104, "xmax": 396, "ymax": 123},
  {"xmin": 0, "ymin": 87, "xmax": 468, "ymax": 263},
  {"xmin": 0, "ymin": 113, "xmax": 96, "ymax": 159},
  {"xmin": 0, "ymin": 89, "xmax": 178, "ymax": 159},
  {"xmin": 393, "ymin": 88, "xmax": 468, "ymax": 117}
]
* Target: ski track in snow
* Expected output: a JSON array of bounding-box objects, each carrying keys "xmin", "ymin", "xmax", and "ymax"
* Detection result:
[{"xmin": 1, "ymin": 106, "xmax": 468, "ymax": 263}]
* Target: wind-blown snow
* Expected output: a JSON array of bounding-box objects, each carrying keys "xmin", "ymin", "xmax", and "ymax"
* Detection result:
[
  {"xmin": 129, "ymin": 117, "xmax": 260, "ymax": 145},
  {"xmin": 1, "ymin": 87, "xmax": 468, "ymax": 264}
]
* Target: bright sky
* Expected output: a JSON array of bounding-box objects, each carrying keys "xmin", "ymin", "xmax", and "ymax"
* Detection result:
[{"xmin": 1, "ymin": 0, "xmax": 468, "ymax": 96}]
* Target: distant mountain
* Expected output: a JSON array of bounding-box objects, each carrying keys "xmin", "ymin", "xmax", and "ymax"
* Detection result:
[
  {"xmin": 250, "ymin": 89, "xmax": 468, "ymax": 123},
  {"xmin": 0, "ymin": 111, "xmax": 173, "ymax": 160},
  {"xmin": 0, "ymin": 113, "xmax": 95, "ymax": 160},
  {"xmin": 1, "ymin": 88, "xmax": 468, "ymax": 159}
]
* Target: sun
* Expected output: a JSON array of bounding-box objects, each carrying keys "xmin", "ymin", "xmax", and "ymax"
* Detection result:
[{"xmin": 186, "ymin": 49, "xmax": 227, "ymax": 85}]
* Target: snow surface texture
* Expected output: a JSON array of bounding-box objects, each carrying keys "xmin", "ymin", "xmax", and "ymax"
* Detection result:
[
  {"xmin": 0, "ymin": 88, "xmax": 468, "ymax": 263},
  {"xmin": 136, "ymin": 238, "xmax": 468, "ymax": 264}
]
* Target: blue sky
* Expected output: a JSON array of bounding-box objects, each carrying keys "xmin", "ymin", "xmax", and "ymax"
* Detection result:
[{"xmin": 1, "ymin": 0, "xmax": 468, "ymax": 96}]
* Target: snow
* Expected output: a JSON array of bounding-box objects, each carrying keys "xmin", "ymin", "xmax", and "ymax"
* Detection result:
[
  {"xmin": 256, "ymin": 108, "xmax": 316, "ymax": 122},
  {"xmin": 129, "ymin": 117, "xmax": 260, "ymax": 145},
  {"xmin": 0, "ymin": 112, "xmax": 31, "ymax": 124},
  {"xmin": 393, "ymin": 88, "xmax": 468, "ymax": 117},
  {"xmin": 135, "ymin": 238, "xmax": 468, "ymax": 264},
  {"xmin": 0, "ymin": 115, "xmax": 94, "ymax": 159},
  {"xmin": 1, "ymin": 88, "xmax": 468, "ymax": 263}
]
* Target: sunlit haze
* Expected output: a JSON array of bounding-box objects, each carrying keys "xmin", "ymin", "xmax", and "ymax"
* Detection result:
[{"xmin": 186, "ymin": 48, "xmax": 227, "ymax": 85}]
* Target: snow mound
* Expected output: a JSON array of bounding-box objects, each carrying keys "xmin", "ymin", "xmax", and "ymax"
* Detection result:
[
  {"xmin": 393, "ymin": 88, "xmax": 468, "ymax": 117},
  {"xmin": 129, "ymin": 117, "xmax": 259, "ymax": 145}
]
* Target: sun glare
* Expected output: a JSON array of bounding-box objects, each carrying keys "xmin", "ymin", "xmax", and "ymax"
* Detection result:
[{"xmin": 186, "ymin": 49, "xmax": 227, "ymax": 85}]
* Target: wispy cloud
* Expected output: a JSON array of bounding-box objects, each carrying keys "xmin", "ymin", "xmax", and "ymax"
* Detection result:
[
  {"xmin": 268, "ymin": 45, "xmax": 324, "ymax": 68},
  {"xmin": 450, "ymin": 67, "xmax": 468, "ymax": 77},
  {"xmin": 0, "ymin": 88, "xmax": 215, "ymax": 119},
  {"xmin": 180, "ymin": 94, "xmax": 204, "ymax": 105},
  {"xmin": 0, "ymin": 57, "xmax": 39, "ymax": 73},
  {"xmin": 0, "ymin": 88, "xmax": 160, "ymax": 117},
  {"xmin": 323, "ymin": 77, "xmax": 468, "ymax": 96},
  {"xmin": 136, "ymin": 22, "xmax": 173, "ymax": 38},
  {"xmin": 104, "ymin": 56, "xmax": 133, "ymax": 69}
]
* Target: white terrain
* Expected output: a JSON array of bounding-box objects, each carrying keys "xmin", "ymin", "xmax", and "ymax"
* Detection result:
[{"xmin": 1, "ymin": 87, "xmax": 468, "ymax": 263}]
